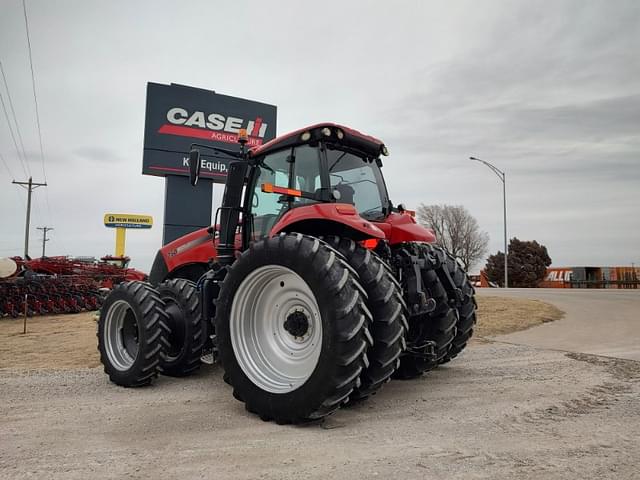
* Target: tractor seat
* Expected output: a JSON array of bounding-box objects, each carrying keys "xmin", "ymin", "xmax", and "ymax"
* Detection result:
[{"xmin": 333, "ymin": 184, "xmax": 356, "ymax": 205}]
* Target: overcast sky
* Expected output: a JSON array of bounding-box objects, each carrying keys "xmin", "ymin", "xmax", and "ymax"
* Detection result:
[{"xmin": 0, "ymin": 0, "xmax": 638, "ymax": 273}]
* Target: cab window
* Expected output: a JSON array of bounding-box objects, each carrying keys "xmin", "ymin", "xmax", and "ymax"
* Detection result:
[
  {"xmin": 327, "ymin": 150, "xmax": 385, "ymax": 219},
  {"xmin": 292, "ymin": 145, "xmax": 322, "ymax": 206},
  {"xmin": 250, "ymin": 149, "xmax": 290, "ymax": 239}
]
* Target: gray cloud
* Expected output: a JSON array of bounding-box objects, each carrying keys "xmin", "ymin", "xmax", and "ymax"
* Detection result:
[{"xmin": 0, "ymin": 0, "xmax": 638, "ymax": 272}]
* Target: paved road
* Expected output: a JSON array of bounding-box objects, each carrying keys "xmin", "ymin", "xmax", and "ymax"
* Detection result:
[{"xmin": 477, "ymin": 288, "xmax": 640, "ymax": 360}]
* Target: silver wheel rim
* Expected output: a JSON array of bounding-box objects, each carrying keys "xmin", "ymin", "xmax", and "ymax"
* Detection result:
[
  {"xmin": 230, "ymin": 265, "xmax": 322, "ymax": 394},
  {"xmin": 103, "ymin": 300, "xmax": 139, "ymax": 371}
]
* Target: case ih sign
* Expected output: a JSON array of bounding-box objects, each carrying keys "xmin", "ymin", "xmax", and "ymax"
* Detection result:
[{"xmin": 142, "ymin": 83, "xmax": 277, "ymax": 183}]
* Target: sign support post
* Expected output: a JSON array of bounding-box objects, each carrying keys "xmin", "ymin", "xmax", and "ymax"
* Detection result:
[{"xmin": 115, "ymin": 228, "xmax": 126, "ymax": 256}]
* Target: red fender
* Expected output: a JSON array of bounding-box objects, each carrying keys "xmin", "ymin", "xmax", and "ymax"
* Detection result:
[
  {"xmin": 373, "ymin": 212, "xmax": 437, "ymax": 245},
  {"xmin": 270, "ymin": 203, "xmax": 385, "ymax": 240},
  {"xmin": 149, "ymin": 227, "xmax": 216, "ymax": 284}
]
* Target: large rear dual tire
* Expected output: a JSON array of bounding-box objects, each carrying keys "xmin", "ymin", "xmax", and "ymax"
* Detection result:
[
  {"xmin": 323, "ymin": 236, "xmax": 407, "ymax": 401},
  {"xmin": 429, "ymin": 248, "xmax": 477, "ymax": 364},
  {"xmin": 393, "ymin": 243, "xmax": 457, "ymax": 379},
  {"xmin": 98, "ymin": 280, "xmax": 204, "ymax": 387},
  {"xmin": 216, "ymin": 233, "xmax": 373, "ymax": 424}
]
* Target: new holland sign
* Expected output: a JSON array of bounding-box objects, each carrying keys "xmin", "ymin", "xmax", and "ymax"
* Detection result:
[
  {"xmin": 104, "ymin": 213, "xmax": 153, "ymax": 229},
  {"xmin": 142, "ymin": 82, "xmax": 277, "ymax": 184}
]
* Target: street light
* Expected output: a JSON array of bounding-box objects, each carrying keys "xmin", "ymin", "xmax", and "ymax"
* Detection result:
[{"xmin": 470, "ymin": 156, "xmax": 508, "ymax": 288}]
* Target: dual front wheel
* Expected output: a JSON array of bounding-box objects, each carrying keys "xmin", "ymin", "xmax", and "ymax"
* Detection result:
[{"xmin": 98, "ymin": 279, "xmax": 204, "ymax": 387}]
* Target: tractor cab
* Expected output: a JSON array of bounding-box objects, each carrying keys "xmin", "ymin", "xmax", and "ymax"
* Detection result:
[
  {"xmin": 187, "ymin": 123, "xmax": 434, "ymax": 256},
  {"xmin": 244, "ymin": 125, "xmax": 391, "ymax": 241}
]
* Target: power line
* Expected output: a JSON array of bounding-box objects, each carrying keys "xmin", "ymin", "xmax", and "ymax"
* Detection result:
[
  {"xmin": 0, "ymin": 151, "xmax": 26, "ymax": 210},
  {"xmin": 0, "ymin": 151, "xmax": 14, "ymax": 178},
  {"xmin": 0, "ymin": 61, "xmax": 29, "ymax": 166},
  {"xmin": 22, "ymin": 0, "xmax": 46, "ymax": 183},
  {"xmin": 0, "ymin": 88, "xmax": 30, "ymax": 177}
]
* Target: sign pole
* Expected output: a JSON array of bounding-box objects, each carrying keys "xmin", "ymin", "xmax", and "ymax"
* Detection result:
[{"xmin": 115, "ymin": 228, "xmax": 126, "ymax": 256}]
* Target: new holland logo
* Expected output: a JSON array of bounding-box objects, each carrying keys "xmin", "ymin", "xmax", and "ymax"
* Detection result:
[{"xmin": 158, "ymin": 107, "xmax": 268, "ymax": 147}]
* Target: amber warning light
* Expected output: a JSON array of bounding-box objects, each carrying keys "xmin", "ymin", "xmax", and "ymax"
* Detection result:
[{"xmin": 261, "ymin": 183, "xmax": 302, "ymax": 197}]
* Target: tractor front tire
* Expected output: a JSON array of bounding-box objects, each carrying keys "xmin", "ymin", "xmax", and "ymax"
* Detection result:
[
  {"xmin": 216, "ymin": 233, "xmax": 372, "ymax": 424},
  {"xmin": 323, "ymin": 236, "xmax": 407, "ymax": 402},
  {"xmin": 157, "ymin": 279, "xmax": 205, "ymax": 377},
  {"xmin": 97, "ymin": 281, "xmax": 170, "ymax": 387}
]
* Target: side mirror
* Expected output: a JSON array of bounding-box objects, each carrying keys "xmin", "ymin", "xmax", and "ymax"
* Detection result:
[{"xmin": 189, "ymin": 149, "xmax": 201, "ymax": 186}]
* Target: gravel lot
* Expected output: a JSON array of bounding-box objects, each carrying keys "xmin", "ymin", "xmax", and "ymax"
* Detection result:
[
  {"xmin": 1, "ymin": 341, "xmax": 639, "ymax": 479},
  {"xmin": 1, "ymin": 291, "xmax": 639, "ymax": 479}
]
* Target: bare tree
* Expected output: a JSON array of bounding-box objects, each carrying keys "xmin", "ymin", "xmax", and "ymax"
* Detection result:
[{"xmin": 416, "ymin": 204, "xmax": 489, "ymax": 270}]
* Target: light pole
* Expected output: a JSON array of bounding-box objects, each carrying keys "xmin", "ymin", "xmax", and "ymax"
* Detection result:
[{"xmin": 470, "ymin": 156, "xmax": 508, "ymax": 288}]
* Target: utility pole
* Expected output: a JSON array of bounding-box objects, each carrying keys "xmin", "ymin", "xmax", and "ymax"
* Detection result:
[
  {"xmin": 12, "ymin": 177, "xmax": 47, "ymax": 259},
  {"xmin": 37, "ymin": 226, "xmax": 53, "ymax": 258}
]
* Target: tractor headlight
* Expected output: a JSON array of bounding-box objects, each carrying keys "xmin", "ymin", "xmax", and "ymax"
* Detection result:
[
  {"xmin": 381, "ymin": 145, "xmax": 389, "ymax": 156},
  {"xmin": 301, "ymin": 131, "xmax": 311, "ymax": 141},
  {"xmin": 336, "ymin": 129, "xmax": 344, "ymax": 140},
  {"xmin": 321, "ymin": 127, "xmax": 331, "ymax": 137}
]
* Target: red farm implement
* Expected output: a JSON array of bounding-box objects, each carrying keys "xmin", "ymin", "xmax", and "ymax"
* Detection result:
[{"xmin": 0, "ymin": 256, "xmax": 146, "ymax": 318}]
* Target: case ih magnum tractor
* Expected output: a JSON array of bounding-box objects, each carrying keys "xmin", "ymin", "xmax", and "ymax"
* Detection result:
[{"xmin": 98, "ymin": 123, "xmax": 476, "ymax": 423}]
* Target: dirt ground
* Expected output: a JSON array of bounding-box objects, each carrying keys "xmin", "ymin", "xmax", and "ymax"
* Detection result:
[
  {"xmin": 1, "ymin": 293, "xmax": 639, "ymax": 479},
  {"xmin": 0, "ymin": 312, "xmax": 101, "ymax": 370},
  {"xmin": 2, "ymin": 341, "xmax": 639, "ymax": 479},
  {"xmin": 0, "ymin": 297, "xmax": 562, "ymax": 370}
]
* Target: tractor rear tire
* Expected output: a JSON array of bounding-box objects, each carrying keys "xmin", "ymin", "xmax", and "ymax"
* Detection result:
[
  {"xmin": 430, "ymin": 247, "xmax": 477, "ymax": 364},
  {"xmin": 393, "ymin": 243, "xmax": 457, "ymax": 379},
  {"xmin": 323, "ymin": 236, "xmax": 407, "ymax": 402},
  {"xmin": 215, "ymin": 233, "xmax": 372, "ymax": 424},
  {"xmin": 97, "ymin": 281, "xmax": 171, "ymax": 387},
  {"xmin": 156, "ymin": 279, "xmax": 204, "ymax": 377}
]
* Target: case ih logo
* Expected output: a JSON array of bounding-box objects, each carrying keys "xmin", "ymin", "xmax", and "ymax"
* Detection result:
[{"xmin": 158, "ymin": 107, "xmax": 268, "ymax": 147}]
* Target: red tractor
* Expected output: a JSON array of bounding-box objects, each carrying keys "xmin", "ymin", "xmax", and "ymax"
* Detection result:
[{"xmin": 98, "ymin": 123, "xmax": 476, "ymax": 424}]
